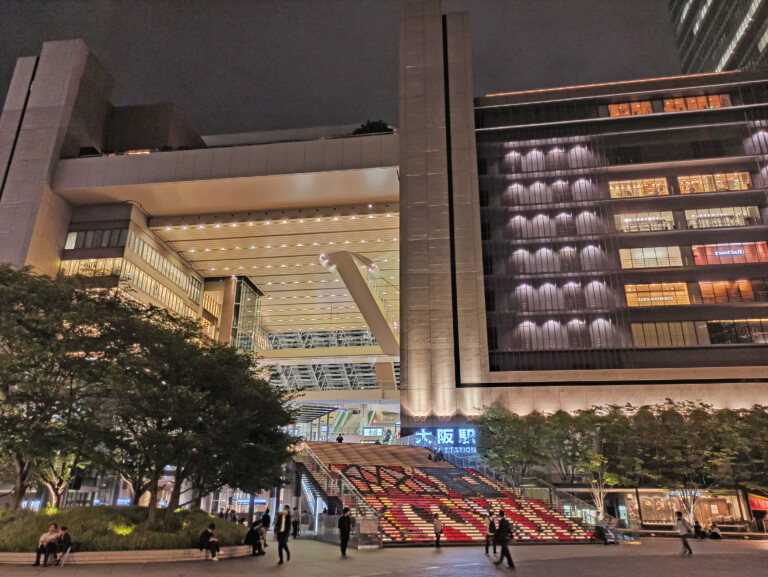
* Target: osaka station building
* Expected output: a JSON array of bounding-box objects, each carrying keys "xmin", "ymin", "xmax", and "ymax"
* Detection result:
[{"xmin": 2, "ymin": 0, "xmax": 768, "ymax": 473}]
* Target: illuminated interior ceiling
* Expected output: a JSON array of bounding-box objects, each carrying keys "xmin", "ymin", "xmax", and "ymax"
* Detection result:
[{"xmin": 151, "ymin": 203, "xmax": 400, "ymax": 334}]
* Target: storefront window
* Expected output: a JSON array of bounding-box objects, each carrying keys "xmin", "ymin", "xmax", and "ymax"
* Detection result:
[
  {"xmin": 678, "ymin": 172, "xmax": 751, "ymax": 194},
  {"xmin": 625, "ymin": 282, "xmax": 690, "ymax": 306},
  {"xmin": 609, "ymin": 178, "xmax": 668, "ymax": 198},
  {"xmin": 619, "ymin": 246, "xmax": 683, "ymax": 269},
  {"xmin": 615, "ymin": 211, "xmax": 675, "ymax": 232},
  {"xmin": 685, "ymin": 206, "xmax": 760, "ymax": 228},
  {"xmin": 692, "ymin": 242, "xmax": 768, "ymax": 265},
  {"xmin": 699, "ymin": 280, "xmax": 759, "ymax": 303},
  {"xmin": 663, "ymin": 94, "xmax": 731, "ymax": 112},
  {"xmin": 609, "ymin": 101, "xmax": 652, "ymax": 117}
]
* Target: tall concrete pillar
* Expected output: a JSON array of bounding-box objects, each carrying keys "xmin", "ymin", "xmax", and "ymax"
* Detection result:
[
  {"xmin": 218, "ymin": 276, "xmax": 237, "ymax": 344},
  {"xmin": 398, "ymin": 1, "xmax": 487, "ymax": 432},
  {"xmin": 0, "ymin": 40, "xmax": 113, "ymax": 275}
]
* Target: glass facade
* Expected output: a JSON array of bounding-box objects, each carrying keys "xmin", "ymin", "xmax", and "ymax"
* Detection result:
[
  {"xmin": 692, "ymin": 242, "xmax": 768, "ymax": 265},
  {"xmin": 475, "ymin": 73, "xmax": 768, "ymax": 371},
  {"xmin": 669, "ymin": 0, "xmax": 768, "ymax": 73},
  {"xmin": 678, "ymin": 172, "xmax": 752, "ymax": 193},
  {"xmin": 127, "ymin": 232, "xmax": 202, "ymax": 303}
]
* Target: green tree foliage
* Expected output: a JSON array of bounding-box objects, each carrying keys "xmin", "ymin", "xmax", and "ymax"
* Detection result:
[
  {"xmin": 474, "ymin": 406, "xmax": 546, "ymax": 487},
  {"xmin": 0, "ymin": 266, "xmax": 295, "ymax": 513},
  {"xmin": 539, "ymin": 410, "xmax": 594, "ymax": 485},
  {"xmin": 632, "ymin": 401, "xmax": 742, "ymax": 522},
  {"xmin": 475, "ymin": 401, "xmax": 763, "ymax": 522},
  {"xmin": 352, "ymin": 120, "xmax": 393, "ymax": 135}
]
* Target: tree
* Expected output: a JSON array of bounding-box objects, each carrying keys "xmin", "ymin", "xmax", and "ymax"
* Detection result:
[
  {"xmin": 632, "ymin": 401, "xmax": 741, "ymax": 523},
  {"xmin": 352, "ymin": 120, "xmax": 393, "ymax": 135},
  {"xmin": 539, "ymin": 411, "xmax": 594, "ymax": 485},
  {"xmin": 578, "ymin": 407, "xmax": 636, "ymax": 519},
  {"xmin": 733, "ymin": 406, "xmax": 768, "ymax": 492},
  {"xmin": 0, "ymin": 267, "xmax": 123, "ymax": 508},
  {"xmin": 474, "ymin": 406, "xmax": 546, "ymax": 487}
]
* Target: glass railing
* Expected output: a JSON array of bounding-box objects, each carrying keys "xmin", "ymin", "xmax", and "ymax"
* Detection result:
[
  {"xmin": 295, "ymin": 442, "xmax": 379, "ymax": 520},
  {"xmin": 398, "ymin": 433, "xmax": 638, "ymax": 542},
  {"xmin": 367, "ymin": 270, "xmax": 399, "ymax": 335}
]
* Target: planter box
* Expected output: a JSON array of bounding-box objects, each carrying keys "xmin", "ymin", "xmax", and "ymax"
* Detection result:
[{"xmin": 0, "ymin": 545, "xmax": 251, "ymax": 565}]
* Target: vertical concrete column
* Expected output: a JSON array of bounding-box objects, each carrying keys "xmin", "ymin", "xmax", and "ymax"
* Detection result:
[
  {"xmin": 445, "ymin": 12, "xmax": 488, "ymax": 421},
  {"xmin": 218, "ymin": 276, "xmax": 237, "ymax": 345},
  {"xmin": 0, "ymin": 57, "xmax": 37, "ymax": 201},
  {"xmin": 399, "ymin": 0, "xmax": 455, "ymax": 431},
  {"xmin": 0, "ymin": 40, "xmax": 113, "ymax": 275}
]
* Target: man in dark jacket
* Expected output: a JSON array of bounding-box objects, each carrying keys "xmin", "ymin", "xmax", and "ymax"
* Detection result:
[
  {"xmin": 274, "ymin": 505, "xmax": 292, "ymax": 564},
  {"xmin": 53, "ymin": 526, "xmax": 72, "ymax": 566},
  {"xmin": 292, "ymin": 507, "xmax": 300, "ymax": 539},
  {"xmin": 338, "ymin": 507, "xmax": 352, "ymax": 557},
  {"xmin": 197, "ymin": 524, "xmax": 220, "ymax": 561},
  {"xmin": 493, "ymin": 511, "xmax": 515, "ymax": 569},
  {"xmin": 244, "ymin": 521, "xmax": 263, "ymax": 556},
  {"xmin": 260, "ymin": 509, "xmax": 271, "ymax": 531}
]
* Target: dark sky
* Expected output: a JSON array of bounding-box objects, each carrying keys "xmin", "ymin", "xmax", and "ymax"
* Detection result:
[{"xmin": 0, "ymin": 0, "xmax": 680, "ymax": 135}]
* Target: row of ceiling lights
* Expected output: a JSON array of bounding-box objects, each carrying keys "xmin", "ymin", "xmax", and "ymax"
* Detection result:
[
  {"xmin": 164, "ymin": 213, "xmax": 396, "ymax": 231},
  {"xmin": 189, "ymin": 239, "xmax": 398, "ymax": 253}
]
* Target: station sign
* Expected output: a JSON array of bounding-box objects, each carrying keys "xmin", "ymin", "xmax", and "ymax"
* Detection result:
[{"xmin": 414, "ymin": 427, "xmax": 478, "ymax": 454}]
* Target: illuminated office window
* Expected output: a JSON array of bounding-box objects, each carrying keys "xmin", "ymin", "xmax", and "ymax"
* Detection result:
[
  {"xmin": 707, "ymin": 319, "xmax": 768, "ymax": 344},
  {"xmin": 625, "ymin": 282, "xmax": 690, "ymax": 307},
  {"xmin": 60, "ymin": 257, "xmax": 123, "ymax": 277},
  {"xmin": 609, "ymin": 101, "xmax": 652, "ymax": 117},
  {"xmin": 663, "ymin": 94, "xmax": 731, "ymax": 112},
  {"xmin": 678, "ymin": 172, "xmax": 751, "ymax": 194},
  {"xmin": 609, "ymin": 178, "xmax": 668, "ymax": 199},
  {"xmin": 693, "ymin": 242, "xmax": 768, "ymax": 265},
  {"xmin": 615, "ymin": 211, "xmax": 675, "ymax": 233},
  {"xmin": 699, "ymin": 280, "xmax": 757, "ymax": 304},
  {"xmin": 632, "ymin": 321, "xmax": 699, "ymax": 347},
  {"xmin": 685, "ymin": 206, "xmax": 760, "ymax": 229},
  {"xmin": 619, "ymin": 246, "xmax": 682, "ymax": 269}
]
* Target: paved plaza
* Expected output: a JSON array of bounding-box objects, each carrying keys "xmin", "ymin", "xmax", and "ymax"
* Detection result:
[{"xmin": 7, "ymin": 538, "xmax": 768, "ymax": 577}]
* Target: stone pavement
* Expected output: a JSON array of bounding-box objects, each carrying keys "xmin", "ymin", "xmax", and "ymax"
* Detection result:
[{"xmin": 6, "ymin": 538, "xmax": 768, "ymax": 577}]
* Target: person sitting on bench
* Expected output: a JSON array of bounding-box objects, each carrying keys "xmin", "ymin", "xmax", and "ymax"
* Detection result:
[
  {"xmin": 197, "ymin": 523, "xmax": 221, "ymax": 561},
  {"xmin": 54, "ymin": 526, "xmax": 72, "ymax": 565},
  {"xmin": 33, "ymin": 523, "xmax": 58, "ymax": 566}
]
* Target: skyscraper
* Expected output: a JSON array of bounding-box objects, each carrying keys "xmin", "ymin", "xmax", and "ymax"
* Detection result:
[{"xmin": 669, "ymin": 0, "xmax": 768, "ymax": 73}]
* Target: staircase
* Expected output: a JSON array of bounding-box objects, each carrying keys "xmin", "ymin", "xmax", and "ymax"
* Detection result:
[{"xmin": 299, "ymin": 442, "xmax": 596, "ymax": 545}]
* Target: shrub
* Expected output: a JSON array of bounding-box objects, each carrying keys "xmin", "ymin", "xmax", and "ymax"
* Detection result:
[{"xmin": 0, "ymin": 507, "xmax": 247, "ymax": 552}]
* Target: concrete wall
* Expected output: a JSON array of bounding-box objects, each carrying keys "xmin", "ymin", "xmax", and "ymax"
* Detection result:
[
  {"xmin": 106, "ymin": 103, "xmax": 205, "ymax": 152},
  {"xmin": 0, "ymin": 39, "xmax": 113, "ymax": 276}
]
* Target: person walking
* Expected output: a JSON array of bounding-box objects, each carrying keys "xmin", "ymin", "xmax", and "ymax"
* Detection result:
[
  {"xmin": 485, "ymin": 511, "xmax": 497, "ymax": 556},
  {"xmin": 675, "ymin": 511, "xmax": 693, "ymax": 556},
  {"xmin": 433, "ymin": 513, "xmax": 443, "ymax": 547},
  {"xmin": 338, "ymin": 507, "xmax": 352, "ymax": 557},
  {"xmin": 274, "ymin": 505, "xmax": 292, "ymax": 564},
  {"xmin": 493, "ymin": 511, "xmax": 515, "ymax": 569},
  {"xmin": 336, "ymin": 434, "xmax": 344, "ymax": 443},
  {"xmin": 292, "ymin": 507, "xmax": 300, "ymax": 539}
]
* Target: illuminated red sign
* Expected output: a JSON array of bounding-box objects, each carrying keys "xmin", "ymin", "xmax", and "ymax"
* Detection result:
[{"xmin": 748, "ymin": 494, "xmax": 768, "ymax": 511}]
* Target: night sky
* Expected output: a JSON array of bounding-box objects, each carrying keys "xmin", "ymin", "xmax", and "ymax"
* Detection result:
[{"xmin": 0, "ymin": 0, "xmax": 680, "ymax": 136}]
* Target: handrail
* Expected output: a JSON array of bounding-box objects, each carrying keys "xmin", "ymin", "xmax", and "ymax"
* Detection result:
[
  {"xmin": 297, "ymin": 442, "xmax": 378, "ymax": 519},
  {"xmin": 397, "ymin": 434, "xmax": 630, "ymax": 534}
]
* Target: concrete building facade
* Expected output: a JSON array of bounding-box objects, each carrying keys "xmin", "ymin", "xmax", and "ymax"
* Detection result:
[{"xmin": 2, "ymin": 1, "xmax": 768, "ymax": 453}]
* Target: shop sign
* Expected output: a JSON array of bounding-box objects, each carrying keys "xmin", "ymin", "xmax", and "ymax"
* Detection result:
[
  {"xmin": 713, "ymin": 249, "xmax": 744, "ymax": 256},
  {"xmin": 362, "ymin": 427, "xmax": 384, "ymax": 437},
  {"xmin": 748, "ymin": 494, "xmax": 768, "ymax": 511}
]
